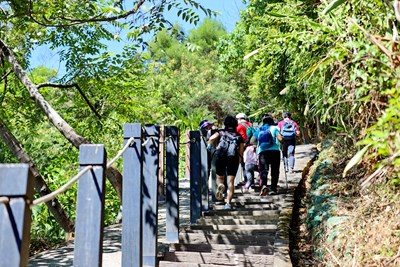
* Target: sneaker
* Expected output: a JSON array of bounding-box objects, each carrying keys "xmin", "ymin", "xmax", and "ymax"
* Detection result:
[
  {"xmin": 224, "ymin": 203, "xmax": 232, "ymax": 210},
  {"xmin": 215, "ymin": 184, "xmax": 225, "ymax": 201},
  {"xmin": 260, "ymin": 185, "xmax": 268, "ymax": 196},
  {"xmin": 268, "ymin": 190, "xmax": 277, "ymax": 195},
  {"xmin": 243, "ymin": 181, "xmax": 251, "ymax": 189},
  {"xmin": 289, "ymin": 168, "xmax": 294, "ymax": 173}
]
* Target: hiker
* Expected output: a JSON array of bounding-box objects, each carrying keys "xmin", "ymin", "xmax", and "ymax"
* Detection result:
[
  {"xmin": 207, "ymin": 115, "xmax": 244, "ymax": 209},
  {"xmin": 277, "ymin": 112, "xmax": 300, "ymax": 173},
  {"xmin": 199, "ymin": 119, "xmax": 214, "ymax": 140},
  {"xmin": 250, "ymin": 115, "xmax": 283, "ymax": 196},
  {"xmin": 242, "ymin": 144, "xmax": 258, "ymax": 191},
  {"xmin": 236, "ymin": 113, "xmax": 252, "ymax": 143},
  {"xmin": 235, "ymin": 113, "xmax": 255, "ymax": 186}
]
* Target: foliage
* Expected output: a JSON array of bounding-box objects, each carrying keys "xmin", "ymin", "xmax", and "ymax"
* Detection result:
[
  {"xmin": 218, "ymin": 0, "xmax": 400, "ymax": 179},
  {"xmin": 146, "ymin": 19, "xmax": 241, "ymax": 128}
]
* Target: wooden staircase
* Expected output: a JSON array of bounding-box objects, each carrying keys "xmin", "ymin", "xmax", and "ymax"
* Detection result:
[{"xmin": 159, "ymin": 187, "xmax": 294, "ymax": 267}]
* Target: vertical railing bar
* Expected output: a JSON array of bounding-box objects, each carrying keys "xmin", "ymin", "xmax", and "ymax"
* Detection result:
[
  {"xmin": 0, "ymin": 164, "xmax": 33, "ymax": 267},
  {"xmin": 73, "ymin": 144, "xmax": 107, "ymax": 267},
  {"xmin": 165, "ymin": 126, "xmax": 180, "ymax": 243},
  {"xmin": 189, "ymin": 131, "xmax": 201, "ymax": 224},
  {"xmin": 122, "ymin": 123, "xmax": 143, "ymax": 267}
]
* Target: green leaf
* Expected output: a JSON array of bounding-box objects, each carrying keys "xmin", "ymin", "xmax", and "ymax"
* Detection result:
[
  {"xmin": 342, "ymin": 144, "xmax": 371, "ymax": 177},
  {"xmin": 322, "ymin": 0, "xmax": 347, "ymax": 15}
]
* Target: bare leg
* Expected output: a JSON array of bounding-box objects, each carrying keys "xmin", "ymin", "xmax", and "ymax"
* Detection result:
[
  {"xmin": 226, "ymin": 175, "xmax": 235, "ymax": 204},
  {"xmin": 215, "ymin": 175, "xmax": 225, "ymax": 201}
]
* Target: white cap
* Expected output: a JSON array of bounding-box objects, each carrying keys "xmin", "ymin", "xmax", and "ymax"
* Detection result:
[{"xmin": 236, "ymin": 113, "xmax": 247, "ymax": 119}]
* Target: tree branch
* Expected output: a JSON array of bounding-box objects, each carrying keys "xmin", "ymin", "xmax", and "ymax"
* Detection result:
[
  {"xmin": 37, "ymin": 82, "xmax": 102, "ymax": 120},
  {"xmin": 0, "ymin": 38, "xmax": 122, "ymax": 199},
  {"xmin": 28, "ymin": 0, "xmax": 146, "ymax": 27}
]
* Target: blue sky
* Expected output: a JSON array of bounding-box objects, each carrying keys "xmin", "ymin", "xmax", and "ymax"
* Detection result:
[{"xmin": 29, "ymin": 0, "xmax": 246, "ymax": 74}]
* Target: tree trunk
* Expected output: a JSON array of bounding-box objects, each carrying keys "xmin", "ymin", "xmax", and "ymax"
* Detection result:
[
  {"xmin": 0, "ymin": 38, "xmax": 122, "ymax": 199},
  {"xmin": 0, "ymin": 118, "xmax": 75, "ymax": 232}
]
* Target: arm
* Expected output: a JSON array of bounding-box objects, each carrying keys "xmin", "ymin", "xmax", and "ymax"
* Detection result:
[
  {"xmin": 238, "ymin": 142, "xmax": 245, "ymax": 163},
  {"xmin": 249, "ymin": 136, "xmax": 258, "ymax": 146},
  {"xmin": 294, "ymin": 122, "xmax": 301, "ymax": 137},
  {"xmin": 208, "ymin": 132, "xmax": 220, "ymax": 145},
  {"xmin": 276, "ymin": 133, "xmax": 283, "ymax": 143}
]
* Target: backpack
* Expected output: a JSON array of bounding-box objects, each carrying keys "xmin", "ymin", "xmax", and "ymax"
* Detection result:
[
  {"xmin": 281, "ymin": 120, "xmax": 296, "ymax": 140},
  {"xmin": 240, "ymin": 122, "xmax": 256, "ymax": 143},
  {"xmin": 215, "ymin": 130, "xmax": 240, "ymax": 157},
  {"xmin": 258, "ymin": 125, "xmax": 274, "ymax": 148}
]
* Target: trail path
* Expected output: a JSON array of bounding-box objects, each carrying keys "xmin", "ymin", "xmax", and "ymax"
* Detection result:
[{"xmin": 29, "ymin": 144, "xmax": 316, "ymax": 267}]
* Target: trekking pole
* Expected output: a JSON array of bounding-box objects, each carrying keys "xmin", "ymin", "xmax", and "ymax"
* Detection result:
[{"xmin": 282, "ymin": 152, "xmax": 289, "ymax": 192}]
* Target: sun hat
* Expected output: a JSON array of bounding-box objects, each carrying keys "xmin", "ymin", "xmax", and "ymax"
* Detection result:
[
  {"xmin": 199, "ymin": 120, "xmax": 214, "ymax": 129},
  {"xmin": 235, "ymin": 113, "xmax": 247, "ymax": 119}
]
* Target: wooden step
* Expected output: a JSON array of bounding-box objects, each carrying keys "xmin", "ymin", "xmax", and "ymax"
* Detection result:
[
  {"xmin": 203, "ymin": 209, "xmax": 280, "ymax": 217},
  {"xmin": 196, "ymin": 217, "xmax": 279, "ymax": 225},
  {"xmin": 183, "ymin": 229, "xmax": 276, "ymax": 235},
  {"xmin": 212, "ymin": 203, "xmax": 273, "ymax": 210},
  {"xmin": 177, "ymin": 232, "xmax": 275, "ymax": 245},
  {"xmin": 186, "ymin": 224, "xmax": 277, "ymax": 233},
  {"xmin": 160, "ymin": 251, "xmax": 273, "ymax": 266},
  {"xmin": 170, "ymin": 243, "xmax": 274, "ymax": 255}
]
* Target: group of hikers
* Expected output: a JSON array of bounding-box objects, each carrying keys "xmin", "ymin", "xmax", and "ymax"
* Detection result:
[{"xmin": 199, "ymin": 112, "xmax": 300, "ymax": 210}]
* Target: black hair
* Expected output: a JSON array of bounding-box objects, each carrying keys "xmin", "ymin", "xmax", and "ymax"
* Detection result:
[
  {"xmin": 283, "ymin": 112, "xmax": 291, "ymax": 119},
  {"xmin": 262, "ymin": 115, "xmax": 275, "ymax": 125},
  {"xmin": 224, "ymin": 115, "xmax": 238, "ymax": 129}
]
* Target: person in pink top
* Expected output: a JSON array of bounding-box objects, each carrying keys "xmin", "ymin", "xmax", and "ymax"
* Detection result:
[{"xmin": 277, "ymin": 112, "xmax": 300, "ymax": 173}]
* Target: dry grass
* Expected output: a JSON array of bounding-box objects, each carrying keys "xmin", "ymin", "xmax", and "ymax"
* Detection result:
[{"xmin": 292, "ymin": 140, "xmax": 400, "ymax": 266}]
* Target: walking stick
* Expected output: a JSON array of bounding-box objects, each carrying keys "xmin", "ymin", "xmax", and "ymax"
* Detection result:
[{"xmin": 282, "ymin": 151, "xmax": 289, "ymax": 192}]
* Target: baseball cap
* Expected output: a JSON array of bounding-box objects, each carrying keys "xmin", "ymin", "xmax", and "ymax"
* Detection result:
[{"xmin": 235, "ymin": 113, "xmax": 247, "ymax": 119}]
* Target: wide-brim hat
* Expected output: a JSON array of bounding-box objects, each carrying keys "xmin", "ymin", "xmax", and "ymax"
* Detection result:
[{"xmin": 200, "ymin": 120, "xmax": 214, "ymax": 129}]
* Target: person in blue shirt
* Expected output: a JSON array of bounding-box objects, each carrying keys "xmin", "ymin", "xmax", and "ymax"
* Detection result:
[{"xmin": 250, "ymin": 115, "xmax": 283, "ymax": 196}]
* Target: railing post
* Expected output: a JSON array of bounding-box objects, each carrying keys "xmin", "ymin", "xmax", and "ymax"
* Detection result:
[
  {"xmin": 165, "ymin": 126, "xmax": 179, "ymax": 242},
  {"xmin": 189, "ymin": 130, "xmax": 201, "ymax": 224},
  {"xmin": 158, "ymin": 125, "xmax": 165, "ymax": 200},
  {"xmin": 0, "ymin": 164, "xmax": 33, "ymax": 267},
  {"xmin": 200, "ymin": 130, "xmax": 209, "ymax": 211},
  {"xmin": 142, "ymin": 124, "xmax": 160, "ymax": 267},
  {"xmin": 122, "ymin": 123, "xmax": 143, "ymax": 267},
  {"xmin": 74, "ymin": 144, "xmax": 107, "ymax": 267}
]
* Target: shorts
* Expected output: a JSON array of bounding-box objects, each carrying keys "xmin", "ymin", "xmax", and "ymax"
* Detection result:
[{"xmin": 215, "ymin": 155, "xmax": 239, "ymax": 177}]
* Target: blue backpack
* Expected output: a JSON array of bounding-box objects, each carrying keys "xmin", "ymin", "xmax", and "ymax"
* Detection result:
[
  {"xmin": 258, "ymin": 125, "xmax": 274, "ymax": 148},
  {"xmin": 281, "ymin": 120, "xmax": 296, "ymax": 140}
]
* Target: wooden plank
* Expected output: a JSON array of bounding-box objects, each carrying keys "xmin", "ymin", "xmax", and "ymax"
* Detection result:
[
  {"xmin": 203, "ymin": 209, "xmax": 280, "ymax": 217},
  {"xmin": 199, "ymin": 134, "xmax": 209, "ymax": 211},
  {"xmin": 122, "ymin": 123, "xmax": 143, "ymax": 267},
  {"xmin": 201, "ymin": 214, "xmax": 281, "ymax": 220},
  {"xmin": 183, "ymin": 229, "xmax": 277, "ymax": 235},
  {"xmin": 195, "ymin": 218, "xmax": 279, "ymax": 225},
  {"xmin": 0, "ymin": 164, "xmax": 33, "ymax": 267},
  {"xmin": 189, "ymin": 131, "xmax": 201, "ymax": 224},
  {"xmin": 177, "ymin": 232, "xmax": 275, "ymax": 246},
  {"xmin": 165, "ymin": 126, "xmax": 179, "ymax": 243},
  {"xmin": 170, "ymin": 243, "xmax": 274, "ymax": 255},
  {"xmin": 74, "ymin": 145, "xmax": 107, "ymax": 267},
  {"xmin": 142, "ymin": 124, "xmax": 160, "ymax": 267},
  {"xmin": 212, "ymin": 203, "xmax": 273, "ymax": 210},
  {"xmin": 162, "ymin": 251, "xmax": 274, "ymax": 266}
]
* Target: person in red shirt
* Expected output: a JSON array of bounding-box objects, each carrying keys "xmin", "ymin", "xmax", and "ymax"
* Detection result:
[
  {"xmin": 277, "ymin": 112, "xmax": 300, "ymax": 173},
  {"xmin": 235, "ymin": 113, "xmax": 252, "ymax": 143},
  {"xmin": 235, "ymin": 113, "xmax": 253, "ymax": 187}
]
